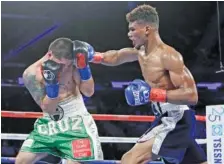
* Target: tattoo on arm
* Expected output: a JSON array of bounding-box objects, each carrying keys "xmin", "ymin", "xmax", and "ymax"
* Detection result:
[{"xmin": 23, "ymin": 72, "xmax": 45, "ymax": 106}]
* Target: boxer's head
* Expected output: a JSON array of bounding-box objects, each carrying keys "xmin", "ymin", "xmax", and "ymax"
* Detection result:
[
  {"xmin": 48, "ymin": 37, "xmax": 73, "ymax": 71},
  {"xmin": 126, "ymin": 5, "xmax": 159, "ymax": 49}
]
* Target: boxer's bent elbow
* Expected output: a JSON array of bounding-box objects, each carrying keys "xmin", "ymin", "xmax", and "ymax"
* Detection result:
[
  {"xmin": 41, "ymin": 105, "xmax": 58, "ymax": 115},
  {"xmin": 168, "ymin": 88, "xmax": 198, "ymax": 105},
  {"xmin": 40, "ymin": 97, "xmax": 59, "ymax": 114},
  {"xmin": 81, "ymin": 87, "xmax": 94, "ymax": 97},
  {"xmin": 40, "ymin": 104, "xmax": 53, "ymax": 114},
  {"xmin": 40, "ymin": 103, "xmax": 50, "ymax": 113},
  {"xmin": 189, "ymin": 93, "xmax": 198, "ymax": 105},
  {"xmin": 80, "ymin": 79, "xmax": 95, "ymax": 97},
  {"xmin": 186, "ymin": 89, "xmax": 198, "ymax": 105}
]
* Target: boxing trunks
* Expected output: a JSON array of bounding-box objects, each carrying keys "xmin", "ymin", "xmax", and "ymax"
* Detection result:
[
  {"xmin": 21, "ymin": 95, "xmax": 103, "ymax": 161},
  {"xmin": 137, "ymin": 102, "xmax": 207, "ymax": 164}
]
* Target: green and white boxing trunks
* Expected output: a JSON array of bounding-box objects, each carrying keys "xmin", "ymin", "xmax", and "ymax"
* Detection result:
[{"xmin": 21, "ymin": 95, "xmax": 103, "ymax": 161}]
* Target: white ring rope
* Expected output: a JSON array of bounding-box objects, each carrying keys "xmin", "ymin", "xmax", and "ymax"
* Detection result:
[{"xmin": 1, "ymin": 133, "xmax": 207, "ymax": 144}]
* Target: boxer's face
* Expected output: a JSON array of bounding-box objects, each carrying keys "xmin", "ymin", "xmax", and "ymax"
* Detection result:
[
  {"xmin": 128, "ymin": 21, "xmax": 147, "ymax": 49},
  {"xmin": 49, "ymin": 55, "xmax": 73, "ymax": 73},
  {"xmin": 56, "ymin": 58, "xmax": 72, "ymax": 73}
]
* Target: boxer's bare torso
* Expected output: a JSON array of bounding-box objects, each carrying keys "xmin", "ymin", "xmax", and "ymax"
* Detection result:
[
  {"xmin": 137, "ymin": 44, "xmax": 196, "ymax": 91},
  {"xmin": 98, "ymin": 43, "xmax": 198, "ymax": 105}
]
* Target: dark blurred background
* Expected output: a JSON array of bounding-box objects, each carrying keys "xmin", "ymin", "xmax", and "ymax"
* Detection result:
[{"xmin": 1, "ymin": 1, "xmax": 224, "ymax": 163}]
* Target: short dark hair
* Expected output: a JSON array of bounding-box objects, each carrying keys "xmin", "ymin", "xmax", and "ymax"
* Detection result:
[
  {"xmin": 48, "ymin": 37, "xmax": 73, "ymax": 60},
  {"xmin": 126, "ymin": 4, "xmax": 159, "ymax": 28}
]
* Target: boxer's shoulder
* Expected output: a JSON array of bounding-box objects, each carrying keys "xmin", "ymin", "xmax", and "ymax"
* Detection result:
[
  {"xmin": 23, "ymin": 61, "xmax": 43, "ymax": 84},
  {"xmin": 161, "ymin": 44, "xmax": 182, "ymax": 58},
  {"xmin": 160, "ymin": 45, "xmax": 184, "ymax": 70}
]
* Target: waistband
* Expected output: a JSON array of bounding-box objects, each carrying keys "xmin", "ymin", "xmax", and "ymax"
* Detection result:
[
  {"xmin": 151, "ymin": 102, "xmax": 189, "ymax": 111},
  {"xmin": 43, "ymin": 95, "xmax": 89, "ymax": 120},
  {"xmin": 151, "ymin": 102, "xmax": 189, "ymax": 117}
]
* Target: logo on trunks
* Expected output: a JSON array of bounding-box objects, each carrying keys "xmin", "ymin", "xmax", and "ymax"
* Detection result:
[
  {"xmin": 152, "ymin": 104, "xmax": 162, "ymax": 117},
  {"xmin": 72, "ymin": 139, "xmax": 92, "ymax": 159},
  {"xmin": 43, "ymin": 70, "xmax": 55, "ymax": 80},
  {"xmin": 50, "ymin": 105, "xmax": 64, "ymax": 121},
  {"xmin": 212, "ymin": 125, "xmax": 223, "ymax": 136}
]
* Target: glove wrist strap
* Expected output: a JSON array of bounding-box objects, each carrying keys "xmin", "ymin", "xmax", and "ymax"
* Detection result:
[
  {"xmin": 92, "ymin": 53, "xmax": 103, "ymax": 63},
  {"xmin": 45, "ymin": 83, "xmax": 59, "ymax": 99},
  {"xmin": 150, "ymin": 88, "xmax": 167, "ymax": 102},
  {"xmin": 78, "ymin": 66, "xmax": 92, "ymax": 81}
]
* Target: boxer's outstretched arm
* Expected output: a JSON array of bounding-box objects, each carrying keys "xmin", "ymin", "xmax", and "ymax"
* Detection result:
[
  {"xmin": 162, "ymin": 51, "xmax": 198, "ymax": 105},
  {"xmin": 23, "ymin": 70, "xmax": 59, "ymax": 114},
  {"xmin": 94, "ymin": 48, "xmax": 138, "ymax": 66}
]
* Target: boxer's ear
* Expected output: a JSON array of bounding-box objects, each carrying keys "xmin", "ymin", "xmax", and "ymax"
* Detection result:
[
  {"xmin": 145, "ymin": 26, "xmax": 150, "ymax": 35},
  {"xmin": 46, "ymin": 51, "xmax": 53, "ymax": 59},
  {"xmin": 145, "ymin": 25, "xmax": 155, "ymax": 36}
]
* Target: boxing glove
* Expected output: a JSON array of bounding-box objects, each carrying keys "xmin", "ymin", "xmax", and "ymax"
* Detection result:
[
  {"xmin": 41, "ymin": 59, "xmax": 62, "ymax": 99},
  {"xmin": 125, "ymin": 79, "xmax": 167, "ymax": 106},
  {"xmin": 73, "ymin": 40, "xmax": 93, "ymax": 81}
]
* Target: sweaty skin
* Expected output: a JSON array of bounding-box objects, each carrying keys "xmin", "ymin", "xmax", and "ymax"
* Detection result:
[
  {"xmin": 95, "ymin": 19, "xmax": 198, "ymax": 105},
  {"xmin": 96, "ymin": 43, "xmax": 198, "ymax": 105},
  {"xmin": 95, "ymin": 44, "xmax": 203, "ymax": 164}
]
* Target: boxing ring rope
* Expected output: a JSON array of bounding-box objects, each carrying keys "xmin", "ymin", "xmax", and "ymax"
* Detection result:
[
  {"xmin": 1, "ymin": 133, "xmax": 207, "ymax": 144},
  {"xmin": 1, "ymin": 110, "xmax": 207, "ymax": 144},
  {"xmin": 1, "ymin": 157, "xmax": 163, "ymax": 164},
  {"xmin": 1, "ymin": 110, "xmax": 207, "ymax": 164},
  {"xmin": 1, "ymin": 110, "xmax": 206, "ymax": 122}
]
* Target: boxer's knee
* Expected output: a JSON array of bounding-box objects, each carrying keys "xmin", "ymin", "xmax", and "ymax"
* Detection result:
[
  {"xmin": 121, "ymin": 150, "xmax": 153, "ymax": 164},
  {"xmin": 137, "ymin": 152, "xmax": 153, "ymax": 164},
  {"xmin": 200, "ymin": 162, "xmax": 208, "ymax": 164},
  {"xmin": 15, "ymin": 155, "xmax": 29, "ymax": 164},
  {"xmin": 15, "ymin": 151, "xmax": 46, "ymax": 164},
  {"xmin": 121, "ymin": 151, "xmax": 135, "ymax": 164},
  {"xmin": 66, "ymin": 160, "xmax": 81, "ymax": 164}
]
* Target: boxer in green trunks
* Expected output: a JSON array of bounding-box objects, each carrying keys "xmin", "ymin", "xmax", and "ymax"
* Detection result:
[{"xmin": 15, "ymin": 38, "xmax": 103, "ymax": 164}]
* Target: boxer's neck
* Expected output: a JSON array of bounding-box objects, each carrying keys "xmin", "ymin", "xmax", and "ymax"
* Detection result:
[{"xmin": 145, "ymin": 31, "xmax": 163, "ymax": 55}]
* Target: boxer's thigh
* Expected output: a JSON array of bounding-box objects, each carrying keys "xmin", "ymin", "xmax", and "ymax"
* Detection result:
[
  {"xmin": 19, "ymin": 137, "xmax": 58, "ymax": 163},
  {"xmin": 15, "ymin": 151, "xmax": 48, "ymax": 164},
  {"xmin": 19, "ymin": 117, "xmax": 61, "ymax": 162},
  {"xmin": 121, "ymin": 137, "xmax": 158, "ymax": 164},
  {"xmin": 66, "ymin": 160, "xmax": 81, "ymax": 164}
]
